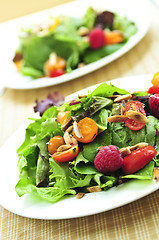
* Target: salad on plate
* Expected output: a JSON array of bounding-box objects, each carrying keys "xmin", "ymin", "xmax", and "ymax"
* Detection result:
[
  {"xmin": 13, "ymin": 7, "xmax": 137, "ymax": 79},
  {"xmin": 15, "ymin": 72, "xmax": 159, "ymax": 203}
]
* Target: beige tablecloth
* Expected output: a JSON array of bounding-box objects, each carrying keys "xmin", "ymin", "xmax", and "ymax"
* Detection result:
[{"xmin": 0, "ymin": 0, "xmax": 159, "ymax": 239}]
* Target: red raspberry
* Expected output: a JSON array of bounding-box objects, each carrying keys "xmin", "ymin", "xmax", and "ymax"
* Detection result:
[
  {"xmin": 149, "ymin": 94, "xmax": 159, "ymax": 119},
  {"xmin": 89, "ymin": 28, "xmax": 105, "ymax": 49},
  {"xmin": 94, "ymin": 145, "xmax": 124, "ymax": 174}
]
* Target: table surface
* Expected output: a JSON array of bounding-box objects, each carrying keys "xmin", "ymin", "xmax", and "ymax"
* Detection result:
[{"xmin": 1, "ymin": 0, "xmax": 159, "ymax": 239}]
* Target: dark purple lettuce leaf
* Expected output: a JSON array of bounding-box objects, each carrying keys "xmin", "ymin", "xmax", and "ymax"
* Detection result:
[
  {"xmin": 95, "ymin": 11, "xmax": 114, "ymax": 30},
  {"xmin": 34, "ymin": 91, "xmax": 64, "ymax": 116}
]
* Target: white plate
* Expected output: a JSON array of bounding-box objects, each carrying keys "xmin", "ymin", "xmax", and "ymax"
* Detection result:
[
  {"xmin": 0, "ymin": 0, "xmax": 150, "ymax": 90},
  {"xmin": 0, "ymin": 74, "xmax": 159, "ymax": 220}
]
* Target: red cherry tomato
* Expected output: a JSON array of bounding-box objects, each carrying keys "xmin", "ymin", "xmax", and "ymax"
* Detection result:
[
  {"xmin": 49, "ymin": 69, "xmax": 65, "ymax": 78},
  {"xmin": 147, "ymin": 85, "xmax": 159, "ymax": 94},
  {"xmin": 124, "ymin": 101, "xmax": 146, "ymax": 131},
  {"xmin": 122, "ymin": 146, "xmax": 157, "ymax": 174},
  {"xmin": 52, "ymin": 144, "xmax": 79, "ymax": 162}
]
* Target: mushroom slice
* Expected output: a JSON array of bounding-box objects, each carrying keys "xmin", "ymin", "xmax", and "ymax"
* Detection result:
[
  {"xmin": 64, "ymin": 131, "xmax": 73, "ymax": 145},
  {"xmin": 76, "ymin": 192, "xmax": 85, "ymax": 199},
  {"xmin": 87, "ymin": 186, "xmax": 102, "ymax": 193},
  {"xmin": 107, "ymin": 115, "xmax": 128, "ymax": 123},
  {"xmin": 119, "ymin": 142, "xmax": 149, "ymax": 156},
  {"xmin": 73, "ymin": 121, "xmax": 83, "ymax": 138},
  {"xmin": 61, "ymin": 116, "xmax": 72, "ymax": 131},
  {"xmin": 57, "ymin": 144, "xmax": 72, "ymax": 152},
  {"xmin": 153, "ymin": 168, "xmax": 159, "ymax": 180},
  {"xmin": 125, "ymin": 110, "xmax": 148, "ymax": 124},
  {"xmin": 114, "ymin": 94, "xmax": 132, "ymax": 103}
]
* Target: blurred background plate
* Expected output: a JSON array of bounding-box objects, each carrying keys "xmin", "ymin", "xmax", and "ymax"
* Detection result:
[{"xmin": 0, "ymin": 0, "xmax": 150, "ymax": 90}]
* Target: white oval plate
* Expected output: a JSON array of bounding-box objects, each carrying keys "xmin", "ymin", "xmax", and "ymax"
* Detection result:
[
  {"xmin": 0, "ymin": 74, "xmax": 159, "ymax": 220},
  {"xmin": 0, "ymin": 0, "xmax": 150, "ymax": 90}
]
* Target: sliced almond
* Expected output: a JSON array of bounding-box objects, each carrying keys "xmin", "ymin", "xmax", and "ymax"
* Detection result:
[
  {"xmin": 73, "ymin": 121, "xmax": 83, "ymax": 138},
  {"xmin": 153, "ymin": 168, "xmax": 159, "ymax": 180},
  {"xmin": 61, "ymin": 116, "xmax": 72, "ymax": 131},
  {"xmin": 126, "ymin": 110, "xmax": 148, "ymax": 124},
  {"xmin": 64, "ymin": 131, "xmax": 72, "ymax": 145},
  {"xmin": 76, "ymin": 192, "xmax": 85, "ymax": 199},
  {"xmin": 57, "ymin": 144, "xmax": 72, "ymax": 152},
  {"xmin": 107, "ymin": 115, "xmax": 128, "ymax": 123},
  {"xmin": 114, "ymin": 94, "xmax": 132, "ymax": 103},
  {"xmin": 87, "ymin": 186, "xmax": 102, "ymax": 193}
]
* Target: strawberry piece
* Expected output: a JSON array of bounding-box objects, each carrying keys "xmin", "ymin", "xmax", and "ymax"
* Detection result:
[
  {"xmin": 149, "ymin": 94, "xmax": 159, "ymax": 119},
  {"xmin": 94, "ymin": 145, "xmax": 124, "ymax": 174},
  {"xmin": 89, "ymin": 28, "xmax": 105, "ymax": 49}
]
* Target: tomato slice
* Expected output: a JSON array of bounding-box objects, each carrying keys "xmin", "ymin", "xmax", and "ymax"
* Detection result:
[
  {"xmin": 147, "ymin": 85, "xmax": 159, "ymax": 94},
  {"xmin": 124, "ymin": 101, "xmax": 146, "ymax": 131},
  {"xmin": 122, "ymin": 146, "xmax": 157, "ymax": 174},
  {"xmin": 49, "ymin": 69, "xmax": 65, "ymax": 78},
  {"xmin": 52, "ymin": 144, "xmax": 79, "ymax": 162}
]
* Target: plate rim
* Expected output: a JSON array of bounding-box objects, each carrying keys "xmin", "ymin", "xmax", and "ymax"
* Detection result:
[{"xmin": 1, "ymin": 73, "xmax": 159, "ymax": 220}]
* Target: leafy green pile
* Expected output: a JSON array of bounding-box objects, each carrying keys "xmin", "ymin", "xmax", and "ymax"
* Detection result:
[
  {"xmin": 14, "ymin": 7, "xmax": 137, "ymax": 78},
  {"xmin": 15, "ymin": 83, "xmax": 159, "ymax": 203}
]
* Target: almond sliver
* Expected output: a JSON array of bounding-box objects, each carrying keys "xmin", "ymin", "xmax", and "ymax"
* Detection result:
[{"xmin": 125, "ymin": 110, "xmax": 148, "ymax": 124}]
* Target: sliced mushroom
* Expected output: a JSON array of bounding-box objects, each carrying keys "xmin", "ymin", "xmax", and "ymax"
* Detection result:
[
  {"xmin": 76, "ymin": 192, "xmax": 85, "ymax": 199},
  {"xmin": 57, "ymin": 144, "xmax": 72, "ymax": 152},
  {"xmin": 87, "ymin": 186, "xmax": 102, "ymax": 193},
  {"xmin": 61, "ymin": 116, "xmax": 72, "ymax": 131},
  {"xmin": 119, "ymin": 142, "xmax": 149, "ymax": 156},
  {"xmin": 65, "ymin": 125, "xmax": 73, "ymax": 134},
  {"xmin": 120, "ymin": 105, "xmax": 125, "ymax": 115},
  {"xmin": 114, "ymin": 94, "xmax": 132, "ymax": 103},
  {"xmin": 73, "ymin": 121, "xmax": 83, "ymax": 138},
  {"xmin": 153, "ymin": 167, "xmax": 159, "ymax": 180},
  {"xmin": 64, "ymin": 131, "xmax": 73, "ymax": 145},
  {"xmin": 107, "ymin": 115, "xmax": 128, "ymax": 123},
  {"xmin": 125, "ymin": 110, "xmax": 148, "ymax": 124}
]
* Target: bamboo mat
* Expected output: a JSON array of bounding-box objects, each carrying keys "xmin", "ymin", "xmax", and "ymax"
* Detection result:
[{"xmin": 1, "ymin": 0, "xmax": 159, "ymax": 239}]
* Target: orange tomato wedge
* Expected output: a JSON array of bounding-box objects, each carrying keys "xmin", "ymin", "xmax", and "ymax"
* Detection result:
[
  {"xmin": 73, "ymin": 117, "xmax": 98, "ymax": 143},
  {"xmin": 151, "ymin": 72, "xmax": 159, "ymax": 86},
  {"xmin": 105, "ymin": 31, "xmax": 124, "ymax": 45},
  {"xmin": 57, "ymin": 111, "xmax": 71, "ymax": 124},
  {"xmin": 52, "ymin": 144, "xmax": 79, "ymax": 162}
]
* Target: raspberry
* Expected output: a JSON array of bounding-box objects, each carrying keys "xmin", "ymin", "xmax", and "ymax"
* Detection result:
[
  {"xmin": 149, "ymin": 94, "xmax": 159, "ymax": 119},
  {"xmin": 94, "ymin": 145, "xmax": 123, "ymax": 174},
  {"xmin": 89, "ymin": 28, "xmax": 105, "ymax": 49}
]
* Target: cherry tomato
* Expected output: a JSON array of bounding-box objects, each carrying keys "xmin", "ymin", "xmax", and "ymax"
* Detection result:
[
  {"xmin": 52, "ymin": 144, "xmax": 79, "ymax": 162},
  {"xmin": 124, "ymin": 101, "xmax": 146, "ymax": 131},
  {"xmin": 48, "ymin": 136, "xmax": 65, "ymax": 154},
  {"xmin": 49, "ymin": 69, "xmax": 65, "ymax": 78},
  {"xmin": 122, "ymin": 146, "xmax": 157, "ymax": 174},
  {"xmin": 147, "ymin": 85, "xmax": 159, "ymax": 94},
  {"xmin": 151, "ymin": 72, "xmax": 159, "ymax": 86},
  {"xmin": 57, "ymin": 111, "xmax": 71, "ymax": 124}
]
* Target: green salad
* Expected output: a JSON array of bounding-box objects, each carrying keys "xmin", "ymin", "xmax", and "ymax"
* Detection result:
[
  {"xmin": 15, "ymin": 80, "xmax": 159, "ymax": 203},
  {"xmin": 13, "ymin": 7, "xmax": 137, "ymax": 78}
]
